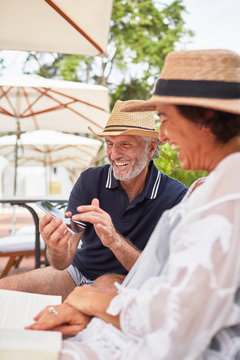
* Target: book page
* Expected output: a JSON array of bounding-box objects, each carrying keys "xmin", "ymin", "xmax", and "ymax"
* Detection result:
[
  {"xmin": 0, "ymin": 289, "xmax": 61, "ymax": 329},
  {"xmin": 0, "ymin": 329, "xmax": 61, "ymax": 360},
  {"xmin": 0, "ymin": 328, "xmax": 61, "ymax": 350}
]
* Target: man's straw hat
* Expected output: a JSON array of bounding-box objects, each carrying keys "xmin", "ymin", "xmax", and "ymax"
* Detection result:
[
  {"xmin": 122, "ymin": 49, "xmax": 240, "ymax": 114},
  {"xmin": 89, "ymin": 99, "xmax": 159, "ymax": 139}
]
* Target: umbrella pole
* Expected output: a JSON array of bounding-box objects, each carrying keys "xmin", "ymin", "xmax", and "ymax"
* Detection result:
[
  {"xmin": 11, "ymin": 86, "xmax": 21, "ymax": 234},
  {"xmin": 11, "ymin": 123, "xmax": 21, "ymax": 235},
  {"xmin": 13, "ymin": 128, "xmax": 20, "ymax": 196},
  {"xmin": 44, "ymin": 154, "xmax": 48, "ymax": 196}
]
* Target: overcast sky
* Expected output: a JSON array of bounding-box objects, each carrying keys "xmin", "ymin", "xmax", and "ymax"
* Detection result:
[
  {"xmin": 0, "ymin": 0, "xmax": 239, "ymax": 75},
  {"xmin": 181, "ymin": 0, "xmax": 240, "ymax": 53}
]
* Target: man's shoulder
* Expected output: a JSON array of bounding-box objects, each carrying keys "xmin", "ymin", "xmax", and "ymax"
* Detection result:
[
  {"xmin": 160, "ymin": 172, "xmax": 187, "ymax": 190},
  {"xmin": 150, "ymin": 162, "xmax": 186, "ymax": 192},
  {"xmin": 69, "ymin": 164, "xmax": 111, "ymax": 207},
  {"xmin": 158, "ymin": 173, "xmax": 188, "ymax": 203}
]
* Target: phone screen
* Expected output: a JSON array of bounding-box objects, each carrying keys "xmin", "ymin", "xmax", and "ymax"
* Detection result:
[{"xmin": 36, "ymin": 200, "xmax": 85, "ymax": 235}]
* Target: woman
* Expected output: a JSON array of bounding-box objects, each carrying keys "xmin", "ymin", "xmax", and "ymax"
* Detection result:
[{"xmin": 27, "ymin": 49, "xmax": 240, "ymax": 359}]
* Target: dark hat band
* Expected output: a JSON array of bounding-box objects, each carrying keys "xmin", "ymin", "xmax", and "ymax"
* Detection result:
[
  {"xmin": 104, "ymin": 124, "xmax": 156, "ymax": 131},
  {"xmin": 154, "ymin": 79, "xmax": 240, "ymax": 99}
]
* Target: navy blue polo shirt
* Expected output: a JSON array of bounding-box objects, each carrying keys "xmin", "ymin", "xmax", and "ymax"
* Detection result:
[{"xmin": 67, "ymin": 161, "xmax": 187, "ymax": 280}]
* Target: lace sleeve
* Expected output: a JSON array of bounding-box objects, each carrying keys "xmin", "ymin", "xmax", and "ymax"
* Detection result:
[{"xmin": 107, "ymin": 154, "xmax": 240, "ymax": 359}]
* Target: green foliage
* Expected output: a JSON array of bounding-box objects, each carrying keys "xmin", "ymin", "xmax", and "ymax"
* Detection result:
[
  {"xmin": 110, "ymin": 78, "xmax": 151, "ymax": 110},
  {"xmin": 154, "ymin": 143, "xmax": 208, "ymax": 188},
  {"xmin": 57, "ymin": 55, "xmax": 83, "ymax": 81},
  {"xmin": 110, "ymin": 0, "xmax": 189, "ymax": 78}
]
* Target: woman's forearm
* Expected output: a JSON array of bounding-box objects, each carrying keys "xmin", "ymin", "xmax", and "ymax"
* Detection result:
[
  {"xmin": 65, "ymin": 286, "xmax": 121, "ymax": 328},
  {"xmin": 91, "ymin": 292, "xmax": 120, "ymax": 329}
]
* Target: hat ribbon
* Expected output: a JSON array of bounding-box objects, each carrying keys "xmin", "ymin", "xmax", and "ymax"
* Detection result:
[
  {"xmin": 154, "ymin": 79, "xmax": 240, "ymax": 99},
  {"xmin": 104, "ymin": 124, "xmax": 155, "ymax": 132}
]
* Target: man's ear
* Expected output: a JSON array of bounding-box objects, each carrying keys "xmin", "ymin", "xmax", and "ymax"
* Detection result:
[{"xmin": 149, "ymin": 140, "xmax": 158, "ymax": 158}]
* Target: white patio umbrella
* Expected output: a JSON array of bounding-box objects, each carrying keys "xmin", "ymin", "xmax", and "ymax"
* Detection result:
[
  {"xmin": 0, "ymin": 74, "xmax": 109, "ymax": 134},
  {"xmin": 0, "ymin": 0, "xmax": 113, "ymax": 56},
  {"xmin": 0, "ymin": 74, "xmax": 109, "ymax": 194},
  {"xmin": 0, "ymin": 130, "xmax": 103, "ymax": 194},
  {"xmin": 0, "ymin": 130, "xmax": 102, "ymax": 170}
]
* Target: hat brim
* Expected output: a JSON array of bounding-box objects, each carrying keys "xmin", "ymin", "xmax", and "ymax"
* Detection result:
[
  {"xmin": 122, "ymin": 95, "xmax": 240, "ymax": 115},
  {"xmin": 88, "ymin": 126, "xmax": 159, "ymax": 139}
]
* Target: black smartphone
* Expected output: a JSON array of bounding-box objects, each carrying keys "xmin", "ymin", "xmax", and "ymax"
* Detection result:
[{"xmin": 36, "ymin": 200, "xmax": 86, "ymax": 235}]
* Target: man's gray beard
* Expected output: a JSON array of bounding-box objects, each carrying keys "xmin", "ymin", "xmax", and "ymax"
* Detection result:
[{"xmin": 112, "ymin": 154, "xmax": 149, "ymax": 181}]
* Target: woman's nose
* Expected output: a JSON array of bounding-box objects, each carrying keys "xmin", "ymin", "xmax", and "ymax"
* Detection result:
[{"xmin": 159, "ymin": 124, "xmax": 168, "ymax": 144}]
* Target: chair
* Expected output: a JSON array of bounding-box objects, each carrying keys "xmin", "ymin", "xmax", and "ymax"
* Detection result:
[{"xmin": 0, "ymin": 226, "xmax": 45, "ymax": 278}]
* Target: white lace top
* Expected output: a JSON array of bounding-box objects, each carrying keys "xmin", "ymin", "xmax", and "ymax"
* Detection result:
[{"xmin": 62, "ymin": 153, "xmax": 240, "ymax": 360}]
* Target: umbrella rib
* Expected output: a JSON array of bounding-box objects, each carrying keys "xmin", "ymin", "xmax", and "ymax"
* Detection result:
[
  {"xmin": 21, "ymin": 87, "xmax": 51, "ymax": 117},
  {"xmin": 22, "ymin": 87, "xmax": 40, "ymax": 129},
  {"xmin": 27, "ymin": 88, "xmax": 105, "ymax": 129},
  {"xmin": 0, "ymin": 86, "xmax": 11, "ymax": 100},
  {"xmin": 49, "ymin": 89, "xmax": 108, "ymax": 113},
  {"xmin": 32, "ymin": 87, "xmax": 107, "ymax": 113},
  {"xmin": 0, "ymin": 86, "xmax": 18, "ymax": 117},
  {"xmin": 28, "ymin": 144, "xmax": 99, "ymax": 160},
  {"xmin": 21, "ymin": 103, "xmax": 71, "ymax": 117},
  {"xmin": 0, "ymin": 105, "xmax": 14, "ymax": 117},
  {"xmin": 45, "ymin": 0, "xmax": 104, "ymax": 55}
]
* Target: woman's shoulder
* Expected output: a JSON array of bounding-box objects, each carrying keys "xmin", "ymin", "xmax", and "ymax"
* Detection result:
[{"xmin": 216, "ymin": 152, "xmax": 240, "ymax": 173}]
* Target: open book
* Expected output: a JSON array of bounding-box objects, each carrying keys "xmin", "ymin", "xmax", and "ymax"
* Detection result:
[{"xmin": 0, "ymin": 289, "xmax": 62, "ymax": 360}]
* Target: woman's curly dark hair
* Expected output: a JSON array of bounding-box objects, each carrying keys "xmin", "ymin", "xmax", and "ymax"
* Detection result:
[{"xmin": 175, "ymin": 105, "xmax": 240, "ymax": 143}]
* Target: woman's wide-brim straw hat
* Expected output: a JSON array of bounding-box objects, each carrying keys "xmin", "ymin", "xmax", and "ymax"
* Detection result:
[
  {"xmin": 122, "ymin": 49, "xmax": 240, "ymax": 115},
  {"xmin": 89, "ymin": 99, "xmax": 159, "ymax": 139}
]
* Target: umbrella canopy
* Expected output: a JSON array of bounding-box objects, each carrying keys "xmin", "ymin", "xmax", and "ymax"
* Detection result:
[
  {"xmin": 0, "ymin": 74, "xmax": 109, "ymax": 134},
  {"xmin": 0, "ymin": 130, "xmax": 102, "ymax": 171},
  {"xmin": 0, "ymin": 0, "xmax": 113, "ymax": 56}
]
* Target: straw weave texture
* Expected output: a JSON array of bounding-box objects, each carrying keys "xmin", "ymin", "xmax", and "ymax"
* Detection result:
[{"xmin": 89, "ymin": 100, "xmax": 159, "ymax": 139}]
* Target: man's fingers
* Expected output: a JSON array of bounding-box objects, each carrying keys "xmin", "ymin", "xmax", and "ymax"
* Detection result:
[
  {"xmin": 39, "ymin": 213, "xmax": 53, "ymax": 232},
  {"xmin": 75, "ymin": 199, "xmax": 102, "ymax": 216},
  {"xmin": 65, "ymin": 211, "xmax": 72, "ymax": 218},
  {"xmin": 40, "ymin": 216, "xmax": 63, "ymax": 238},
  {"xmin": 91, "ymin": 198, "xmax": 99, "ymax": 207}
]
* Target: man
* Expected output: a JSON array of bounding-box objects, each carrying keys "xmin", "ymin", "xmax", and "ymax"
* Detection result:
[{"xmin": 0, "ymin": 100, "xmax": 187, "ymax": 300}]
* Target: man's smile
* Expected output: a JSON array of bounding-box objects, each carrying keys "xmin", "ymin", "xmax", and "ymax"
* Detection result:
[{"xmin": 113, "ymin": 160, "xmax": 131, "ymax": 167}]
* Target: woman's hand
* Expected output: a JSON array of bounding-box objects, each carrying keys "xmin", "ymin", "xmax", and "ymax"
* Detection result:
[
  {"xmin": 64, "ymin": 285, "xmax": 120, "ymax": 328},
  {"xmin": 25, "ymin": 303, "xmax": 91, "ymax": 337}
]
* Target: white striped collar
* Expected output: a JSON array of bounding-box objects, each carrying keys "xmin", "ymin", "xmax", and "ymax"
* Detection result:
[
  {"xmin": 150, "ymin": 170, "xmax": 161, "ymax": 199},
  {"xmin": 105, "ymin": 162, "xmax": 162, "ymax": 200},
  {"xmin": 105, "ymin": 165, "xmax": 113, "ymax": 188}
]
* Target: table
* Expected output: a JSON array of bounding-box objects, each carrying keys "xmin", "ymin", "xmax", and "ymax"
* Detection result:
[{"xmin": 0, "ymin": 197, "xmax": 68, "ymax": 268}]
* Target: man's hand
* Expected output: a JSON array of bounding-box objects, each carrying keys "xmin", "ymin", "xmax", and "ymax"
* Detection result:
[
  {"xmin": 72, "ymin": 198, "xmax": 121, "ymax": 249},
  {"xmin": 25, "ymin": 303, "xmax": 91, "ymax": 337},
  {"xmin": 40, "ymin": 212, "xmax": 82, "ymax": 269},
  {"xmin": 72, "ymin": 199, "xmax": 141, "ymax": 271}
]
